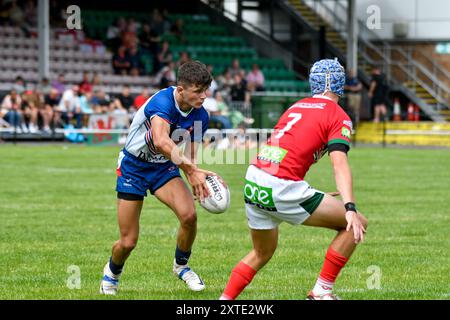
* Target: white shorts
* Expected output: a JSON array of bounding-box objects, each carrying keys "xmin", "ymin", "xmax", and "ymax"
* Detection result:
[{"xmin": 244, "ymin": 165, "xmax": 325, "ymax": 230}]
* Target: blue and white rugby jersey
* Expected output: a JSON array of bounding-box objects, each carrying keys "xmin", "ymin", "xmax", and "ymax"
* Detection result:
[{"xmin": 124, "ymin": 86, "xmax": 209, "ymax": 163}]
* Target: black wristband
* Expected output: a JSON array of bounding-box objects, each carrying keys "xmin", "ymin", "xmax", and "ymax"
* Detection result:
[{"xmin": 344, "ymin": 202, "xmax": 357, "ymax": 212}]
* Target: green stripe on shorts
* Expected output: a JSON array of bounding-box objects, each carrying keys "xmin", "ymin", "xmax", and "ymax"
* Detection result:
[{"xmin": 299, "ymin": 192, "xmax": 324, "ymax": 214}]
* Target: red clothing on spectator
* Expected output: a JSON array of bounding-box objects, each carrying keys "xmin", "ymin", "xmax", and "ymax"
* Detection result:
[
  {"xmin": 79, "ymin": 81, "xmax": 92, "ymax": 94},
  {"xmin": 134, "ymin": 95, "xmax": 149, "ymax": 109}
]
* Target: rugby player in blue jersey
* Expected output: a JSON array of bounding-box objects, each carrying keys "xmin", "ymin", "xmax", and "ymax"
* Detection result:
[{"xmin": 100, "ymin": 61, "xmax": 216, "ymax": 294}]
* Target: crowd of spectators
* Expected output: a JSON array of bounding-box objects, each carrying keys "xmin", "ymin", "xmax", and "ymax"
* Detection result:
[
  {"xmin": 106, "ymin": 10, "xmax": 265, "ymax": 97},
  {"xmin": 0, "ymin": 0, "xmax": 37, "ymax": 36},
  {"xmin": 0, "ymin": 55, "xmax": 259, "ymax": 135},
  {"xmin": 0, "ymin": 4, "xmax": 261, "ymax": 136},
  {"xmin": 0, "ymin": 73, "xmax": 152, "ymax": 133}
]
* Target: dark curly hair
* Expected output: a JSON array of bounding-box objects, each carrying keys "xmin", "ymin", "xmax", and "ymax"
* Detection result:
[{"xmin": 177, "ymin": 60, "xmax": 212, "ymax": 90}]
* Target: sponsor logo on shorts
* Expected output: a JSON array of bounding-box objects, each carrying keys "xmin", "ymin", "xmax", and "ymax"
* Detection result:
[
  {"xmin": 256, "ymin": 145, "xmax": 287, "ymax": 164},
  {"xmin": 244, "ymin": 179, "xmax": 275, "ymax": 210}
]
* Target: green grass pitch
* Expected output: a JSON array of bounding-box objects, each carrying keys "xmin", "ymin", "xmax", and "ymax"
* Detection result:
[{"xmin": 0, "ymin": 144, "xmax": 449, "ymax": 300}]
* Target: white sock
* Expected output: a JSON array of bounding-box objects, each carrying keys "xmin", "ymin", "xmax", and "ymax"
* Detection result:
[
  {"xmin": 104, "ymin": 262, "xmax": 122, "ymax": 280},
  {"xmin": 312, "ymin": 277, "xmax": 334, "ymax": 296},
  {"xmin": 173, "ymin": 260, "xmax": 190, "ymax": 272}
]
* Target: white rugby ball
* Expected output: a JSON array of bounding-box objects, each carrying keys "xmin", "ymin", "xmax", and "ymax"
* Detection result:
[{"xmin": 200, "ymin": 175, "xmax": 230, "ymax": 214}]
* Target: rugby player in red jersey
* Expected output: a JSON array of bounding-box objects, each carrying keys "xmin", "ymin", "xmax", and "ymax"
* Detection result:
[{"xmin": 220, "ymin": 58, "xmax": 368, "ymax": 300}]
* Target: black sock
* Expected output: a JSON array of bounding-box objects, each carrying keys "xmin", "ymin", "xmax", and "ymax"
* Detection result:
[
  {"xmin": 109, "ymin": 257, "xmax": 124, "ymax": 275},
  {"xmin": 175, "ymin": 246, "xmax": 191, "ymax": 266}
]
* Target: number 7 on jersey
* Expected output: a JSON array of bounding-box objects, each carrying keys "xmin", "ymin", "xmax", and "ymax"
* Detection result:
[{"xmin": 274, "ymin": 113, "xmax": 302, "ymax": 139}]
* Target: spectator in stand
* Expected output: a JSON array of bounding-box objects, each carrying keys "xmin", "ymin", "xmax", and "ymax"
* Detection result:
[
  {"xmin": 106, "ymin": 17, "xmax": 127, "ymax": 51},
  {"xmin": 51, "ymin": 73, "xmax": 66, "ymax": 97},
  {"xmin": 57, "ymin": 85, "xmax": 81, "ymax": 126},
  {"xmin": 139, "ymin": 22, "xmax": 160, "ymax": 57},
  {"xmin": 1, "ymin": 89, "xmax": 23, "ymax": 131},
  {"xmin": 203, "ymin": 89, "xmax": 232, "ymax": 150},
  {"xmin": 111, "ymin": 98, "xmax": 130, "ymax": 129},
  {"xmin": 154, "ymin": 40, "xmax": 173, "ymax": 74},
  {"xmin": 229, "ymin": 58, "xmax": 243, "ymax": 78},
  {"xmin": 33, "ymin": 88, "xmax": 53, "ymax": 132},
  {"xmin": 151, "ymin": 9, "xmax": 170, "ymax": 35},
  {"xmin": 230, "ymin": 73, "xmax": 248, "ymax": 103},
  {"xmin": 44, "ymin": 88, "xmax": 60, "ymax": 128},
  {"xmin": 9, "ymin": 0, "xmax": 29, "ymax": 36},
  {"xmin": 13, "ymin": 76, "xmax": 26, "ymax": 94},
  {"xmin": 128, "ymin": 44, "xmax": 144, "ymax": 76},
  {"xmin": 215, "ymin": 90, "xmax": 250, "ymax": 129},
  {"xmin": 170, "ymin": 18, "xmax": 185, "ymax": 43},
  {"xmin": 113, "ymin": 46, "xmax": 131, "ymax": 75},
  {"xmin": 216, "ymin": 69, "xmax": 235, "ymax": 103},
  {"xmin": 176, "ymin": 51, "xmax": 191, "ymax": 68},
  {"xmin": 91, "ymin": 90, "xmax": 112, "ymax": 114},
  {"xmin": 70, "ymin": 89, "xmax": 85, "ymax": 129},
  {"xmin": 21, "ymin": 90, "xmax": 40, "ymax": 133},
  {"xmin": 204, "ymin": 88, "xmax": 231, "ymax": 130},
  {"xmin": 344, "ymin": 69, "xmax": 362, "ymax": 126},
  {"xmin": 127, "ymin": 18, "xmax": 139, "ymax": 34},
  {"xmin": 79, "ymin": 91, "xmax": 94, "ymax": 128},
  {"xmin": 79, "ymin": 71, "xmax": 93, "ymax": 94},
  {"xmin": 133, "ymin": 88, "xmax": 150, "ymax": 110},
  {"xmin": 9, "ymin": 0, "xmax": 23, "ymax": 24},
  {"xmin": 368, "ymin": 66, "xmax": 389, "ymax": 123},
  {"xmin": 37, "ymin": 77, "xmax": 52, "ymax": 96},
  {"xmin": 161, "ymin": 8, "xmax": 173, "ymax": 32},
  {"xmin": 121, "ymin": 22, "xmax": 138, "ymax": 51},
  {"xmin": 91, "ymin": 72, "xmax": 103, "ymax": 91},
  {"xmin": 114, "ymin": 85, "xmax": 135, "ymax": 113},
  {"xmin": 246, "ymin": 64, "xmax": 265, "ymax": 92},
  {"xmin": 155, "ymin": 61, "xmax": 176, "ymax": 89}
]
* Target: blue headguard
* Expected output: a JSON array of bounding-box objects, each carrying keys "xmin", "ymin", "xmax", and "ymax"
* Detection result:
[{"xmin": 309, "ymin": 58, "xmax": 345, "ymax": 97}]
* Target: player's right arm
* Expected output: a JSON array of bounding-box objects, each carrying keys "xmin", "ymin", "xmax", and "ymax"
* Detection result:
[{"xmin": 150, "ymin": 115, "xmax": 210, "ymax": 200}]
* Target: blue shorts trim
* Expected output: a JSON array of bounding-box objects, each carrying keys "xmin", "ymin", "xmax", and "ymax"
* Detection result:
[{"xmin": 116, "ymin": 150, "xmax": 181, "ymax": 197}]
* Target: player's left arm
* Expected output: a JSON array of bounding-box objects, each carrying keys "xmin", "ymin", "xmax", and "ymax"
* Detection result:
[
  {"xmin": 329, "ymin": 150, "xmax": 366, "ymax": 243},
  {"xmin": 327, "ymin": 109, "xmax": 365, "ymax": 243},
  {"xmin": 329, "ymin": 150, "xmax": 354, "ymax": 205}
]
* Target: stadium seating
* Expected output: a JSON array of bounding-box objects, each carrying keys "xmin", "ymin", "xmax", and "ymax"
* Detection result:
[
  {"xmin": 80, "ymin": 10, "xmax": 309, "ymax": 93},
  {"xmin": 0, "ymin": 10, "xmax": 309, "ymax": 96}
]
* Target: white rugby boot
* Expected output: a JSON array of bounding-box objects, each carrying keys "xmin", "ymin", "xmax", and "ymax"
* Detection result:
[
  {"xmin": 100, "ymin": 262, "xmax": 120, "ymax": 295},
  {"xmin": 173, "ymin": 259, "xmax": 205, "ymax": 291}
]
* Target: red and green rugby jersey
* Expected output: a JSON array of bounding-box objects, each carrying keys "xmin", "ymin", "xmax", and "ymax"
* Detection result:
[{"xmin": 252, "ymin": 96, "xmax": 352, "ymax": 181}]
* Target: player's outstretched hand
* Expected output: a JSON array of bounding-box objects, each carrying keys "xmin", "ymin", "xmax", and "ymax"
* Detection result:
[
  {"xmin": 345, "ymin": 211, "xmax": 366, "ymax": 244},
  {"xmin": 186, "ymin": 169, "xmax": 212, "ymax": 201},
  {"xmin": 197, "ymin": 169, "xmax": 228, "ymax": 189}
]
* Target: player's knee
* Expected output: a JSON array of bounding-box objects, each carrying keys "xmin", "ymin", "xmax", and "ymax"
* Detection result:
[
  {"xmin": 120, "ymin": 238, "xmax": 138, "ymax": 252},
  {"xmin": 254, "ymin": 247, "xmax": 276, "ymax": 263},
  {"xmin": 179, "ymin": 208, "xmax": 197, "ymax": 227}
]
